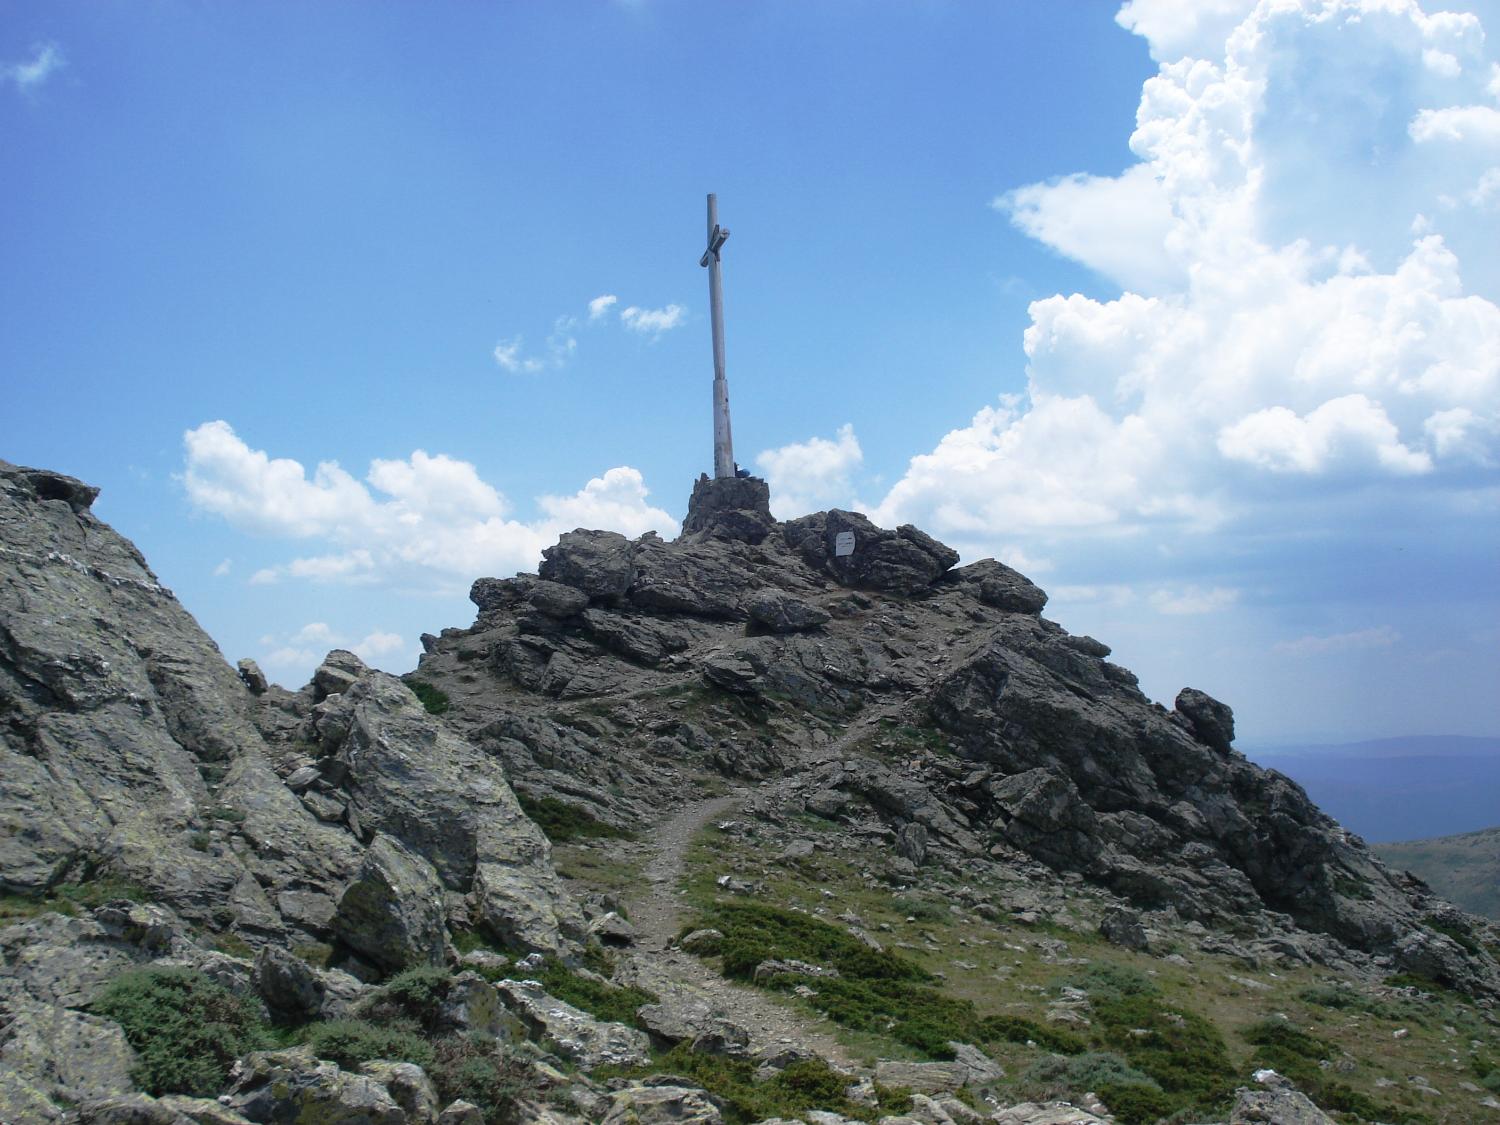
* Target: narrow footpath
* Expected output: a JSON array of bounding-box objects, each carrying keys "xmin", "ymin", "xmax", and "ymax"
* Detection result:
[{"xmin": 620, "ymin": 791, "xmax": 856, "ymax": 1066}]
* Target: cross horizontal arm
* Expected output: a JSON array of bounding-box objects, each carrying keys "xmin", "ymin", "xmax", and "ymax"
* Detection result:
[{"xmin": 699, "ymin": 224, "xmax": 730, "ymax": 267}]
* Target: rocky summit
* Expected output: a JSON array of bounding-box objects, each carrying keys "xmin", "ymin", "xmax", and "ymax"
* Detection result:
[{"xmin": 3, "ymin": 459, "xmax": 1498, "ymax": 1125}]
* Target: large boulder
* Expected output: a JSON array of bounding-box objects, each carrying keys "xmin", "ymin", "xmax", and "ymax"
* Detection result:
[
  {"xmin": 0, "ymin": 460, "xmax": 358, "ymax": 935},
  {"xmin": 495, "ymin": 979, "xmax": 651, "ymax": 1069},
  {"xmin": 225, "ymin": 1047, "xmax": 407, "ymax": 1124},
  {"xmin": 679, "ymin": 473, "xmax": 775, "ymax": 544},
  {"xmin": 332, "ymin": 834, "xmax": 447, "ymax": 972},
  {"xmin": 954, "ymin": 559, "xmax": 1048, "ymax": 615},
  {"xmin": 539, "ymin": 530, "xmax": 637, "ymax": 599},
  {"xmin": 1173, "ymin": 687, "xmax": 1236, "ymax": 753},
  {"xmin": 781, "ymin": 510, "xmax": 958, "ymax": 595},
  {"xmin": 601, "ymin": 1084, "xmax": 723, "ymax": 1124}
]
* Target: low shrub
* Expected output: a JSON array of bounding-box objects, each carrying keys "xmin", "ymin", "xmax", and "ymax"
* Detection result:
[
  {"xmin": 429, "ymin": 1035, "xmax": 539, "ymax": 1125},
  {"xmin": 640, "ymin": 1045, "xmax": 882, "ymax": 1123},
  {"xmin": 976, "ymin": 1014, "xmax": 1086, "ymax": 1055},
  {"xmin": 301, "ymin": 1018, "xmax": 434, "ymax": 1070},
  {"xmin": 1024, "ymin": 1050, "xmax": 1158, "ymax": 1095},
  {"xmin": 536, "ymin": 962, "xmax": 656, "ymax": 1029},
  {"xmin": 516, "ymin": 794, "xmax": 633, "ymax": 843},
  {"xmin": 357, "ymin": 965, "xmax": 453, "ymax": 1034},
  {"xmin": 406, "ymin": 679, "xmax": 451, "ymax": 715},
  {"xmin": 92, "ymin": 967, "xmax": 268, "ymax": 1096},
  {"xmin": 1092, "ymin": 992, "xmax": 1234, "ymax": 1109}
]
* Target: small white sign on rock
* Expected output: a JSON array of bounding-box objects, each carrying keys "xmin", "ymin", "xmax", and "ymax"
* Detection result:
[{"xmin": 834, "ymin": 531, "xmax": 856, "ymax": 557}]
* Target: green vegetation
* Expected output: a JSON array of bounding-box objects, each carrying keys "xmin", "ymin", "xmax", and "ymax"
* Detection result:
[
  {"xmin": 1424, "ymin": 915, "xmax": 1483, "ymax": 957},
  {"xmin": 355, "ymin": 965, "xmax": 454, "ymax": 1033},
  {"xmin": 301, "ymin": 1018, "xmax": 435, "ymax": 1069},
  {"xmin": 536, "ymin": 961, "xmax": 657, "ymax": 1029},
  {"xmin": 516, "ymin": 794, "xmax": 633, "ymax": 844},
  {"xmin": 92, "ymin": 968, "xmax": 268, "ymax": 1096},
  {"xmin": 0, "ymin": 875, "xmax": 148, "ymax": 923},
  {"xmin": 406, "ymin": 679, "xmax": 451, "ymax": 715},
  {"xmin": 977, "ymin": 1014, "xmax": 1086, "ymax": 1055},
  {"xmin": 607, "ymin": 1045, "xmax": 894, "ymax": 1124},
  {"xmin": 428, "ymin": 1035, "xmax": 539, "ymax": 1125},
  {"xmin": 1242, "ymin": 1018, "xmax": 1427, "ymax": 1124}
]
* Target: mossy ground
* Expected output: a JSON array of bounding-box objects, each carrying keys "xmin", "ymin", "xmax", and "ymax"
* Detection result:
[{"xmin": 672, "ymin": 814, "xmax": 1500, "ymax": 1124}]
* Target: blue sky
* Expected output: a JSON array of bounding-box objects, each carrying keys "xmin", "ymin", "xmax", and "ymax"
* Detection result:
[{"xmin": 3, "ymin": 0, "xmax": 1497, "ymax": 747}]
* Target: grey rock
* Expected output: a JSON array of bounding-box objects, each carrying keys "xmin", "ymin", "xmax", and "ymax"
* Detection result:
[
  {"xmin": 528, "ymin": 580, "xmax": 590, "ymax": 619},
  {"xmin": 601, "ymin": 1084, "xmax": 723, "ymax": 1124},
  {"xmin": 0, "ymin": 1066, "xmax": 64, "ymax": 1123},
  {"xmin": 681, "ymin": 473, "xmax": 776, "ymax": 544},
  {"xmin": 332, "ymin": 833, "xmax": 448, "ymax": 972},
  {"xmin": 1393, "ymin": 926, "xmax": 1475, "ymax": 991},
  {"xmin": 437, "ymin": 1101, "xmax": 485, "ymax": 1125},
  {"xmin": 0, "ymin": 1000, "xmax": 136, "ymax": 1105},
  {"xmin": 872, "ymin": 1060, "xmax": 963, "ymax": 1094},
  {"xmin": 753, "ymin": 958, "xmax": 840, "ymax": 983},
  {"xmin": 252, "ymin": 945, "xmax": 324, "ymax": 1022},
  {"xmin": 540, "ymin": 529, "xmax": 638, "ymax": 599},
  {"xmin": 1174, "ymin": 687, "xmax": 1236, "ymax": 753},
  {"xmin": 312, "ymin": 649, "xmax": 366, "ymax": 700},
  {"xmin": 495, "ymin": 979, "xmax": 651, "ymax": 1069},
  {"xmin": 782, "ymin": 510, "xmax": 959, "ymax": 595},
  {"xmin": 629, "ymin": 535, "xmax": 756, "ymax": 620},
  {"xmin": 225, "ymin": 1047, "xmax": 405, "ymax": 1124},
  {"xmin": 588, "ymin": 910, "xmax": 635, "ymax": 946},
  {"xmin": 359, "ymin": 1060, "xmax": 440, "ymax": 1122},
  {"xmin": 0, "ymin": 461, "xmax": 359, "ymax": 930},
  {"xmin": 989, "ymin": 1105, "xmax": 1110, "ymax": 1125},
  {"xmin": 68, "ymin": 1094, "xmax": 199, "ymax": 1123},
  {"xmin": 678, "ymin": 928, "xmax": 724, "ymax": 954},
  {"xmin": 1099, "ymin": 906, "xmax": 1150, "ymax": 951},
  {"xmin": 746, "ymin": 589, "xmax": 830, "ymax": 634},
  {"xmin": 236, "ymin": 659, "xmax": 269, "ymax": 695},
  {"xmin": 947, "ymin": 1042, "xmax": 1004, "ymax": 1087},
  {"xmin": 1230, "ymin": 1081, "xmax": 1336, "ymax": 1123},
  {"xmin": 957, "ymin": 559, "xmax": 1048, "ymax": 615}
]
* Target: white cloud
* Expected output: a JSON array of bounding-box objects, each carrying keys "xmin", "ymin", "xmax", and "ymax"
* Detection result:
[
  {"xmin": 1000, "ymin": 165, "xmax": 1182, "ymax": 293},
  {"xmin": 354, "ymin": 630, "xmax": 405, "ymax": 659},
  {"xmin": 620, "ymin": 304, "xmax": 686, "ymax": 335},
  {"xmin": 876, "ymin": 0, "xmax": 1500, "ymax": 554},
  {"xmin": 183, "ymin": 420, "xmax": 679, "ymax": 590},
  {"xmin": 755, "ymin": 424, "xmax": 864, "ymax": 519},
  {"xmin": 213, "ymin": 558, "xmax": 232, "ymax": 577},
  {"xmin": 588, "ymin": 294, "xmax": 618, "ymax": 320},
  {"xmin": 2, "ymin": 43, "xmax": 63, "ymax": 93},
  {"xmin": 256, "ymin": 623, "xmax": 412, "ymax": 686},
  {"xmin": 1148, "ymin": 585, "xmax": 1239, "ymax": 615},
  {"xmin": 1273, "ymin": 625, "xmax": 1401, "ymax": 657},
  {"xmin": 493, "ymin": 336, "xmax": 545, "ymax": 374}
]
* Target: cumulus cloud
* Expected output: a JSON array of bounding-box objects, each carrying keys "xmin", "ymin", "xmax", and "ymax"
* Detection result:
[
  {"xmin": 2, "ymin": 43, "xmax": 63, "ymax": 93},
  {"xmin": 880, "ymin": 0, "xmax": 1500, "ymax": 554},
  {"xmin": 589, "ymin": 294, "xmax": 618, "ymax": 320},
  {"xmin": 182, "ymin": 420, "xmax": 678, "ymax": 590},
  {"xmin": 620, "ymin": 304, "xmax": 686, "ymax": 335},
  {"xmin": 755, "ymin": 424, "xmax": 864, "ymax": 519}
]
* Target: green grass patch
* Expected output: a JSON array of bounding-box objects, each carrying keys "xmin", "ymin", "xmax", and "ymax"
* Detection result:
[
  {"xmin": 516, "ymin": 794, "xmax": 633, "ymax": 844},
  {"xmin": 406, "ymin": 679, "xmax": 451, "ymax": 715},
  {"xmin": 536, "ymin": 962, "xmax": 656, "ymax": 1029},
  {"xmin": 613, "ymin": 1045, "xmax": 887, "ymax": 1124},
  {"xmin": 300, "ymin": 1018, "xmax": 434, "ymax": 1070},
  {"xmin": 92, "ymin": 967, "xmax": 269, "ymax": 1096},
  {"xmin": 1, "ymin": 876, "xmax": 150, "ymax": 924},
  {"xmin": 1241, "ymin": 1018, "xmax": 1427, "ymax": 1125}
]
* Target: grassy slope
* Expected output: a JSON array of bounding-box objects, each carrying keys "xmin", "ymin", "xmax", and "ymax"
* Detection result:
[
  {"xmin": 649, "ymin": 816, "xmax": 1499, "ymax": 1125},
  {"xmin": 1378, "ymin": 828, "xmax": 1500, "ymax": 921}
]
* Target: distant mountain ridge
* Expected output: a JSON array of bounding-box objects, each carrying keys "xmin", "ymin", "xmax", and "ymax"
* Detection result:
[
  {"xmin": 1247, "ymin": 737, "xmax": 1500, "ymax": 844},
  {"xmin": 1378, "ymin": 827, "xmax": 1500, "ymax": 921}
]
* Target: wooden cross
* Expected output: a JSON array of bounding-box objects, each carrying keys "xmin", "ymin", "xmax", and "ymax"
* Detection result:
[{"xmin": 700, "ymin": 194, "xmax": 735, "ymax": 479}]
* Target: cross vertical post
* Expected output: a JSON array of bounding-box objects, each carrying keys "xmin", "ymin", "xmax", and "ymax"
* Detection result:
[{"xmin": 700, "ymin": 193, "xmax": 735, "ymax": 479}]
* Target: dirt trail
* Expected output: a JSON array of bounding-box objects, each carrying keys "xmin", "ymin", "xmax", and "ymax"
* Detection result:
[{"xmin": 620, "ymin": 791, "xmax": 856, "ymax": 1066}]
